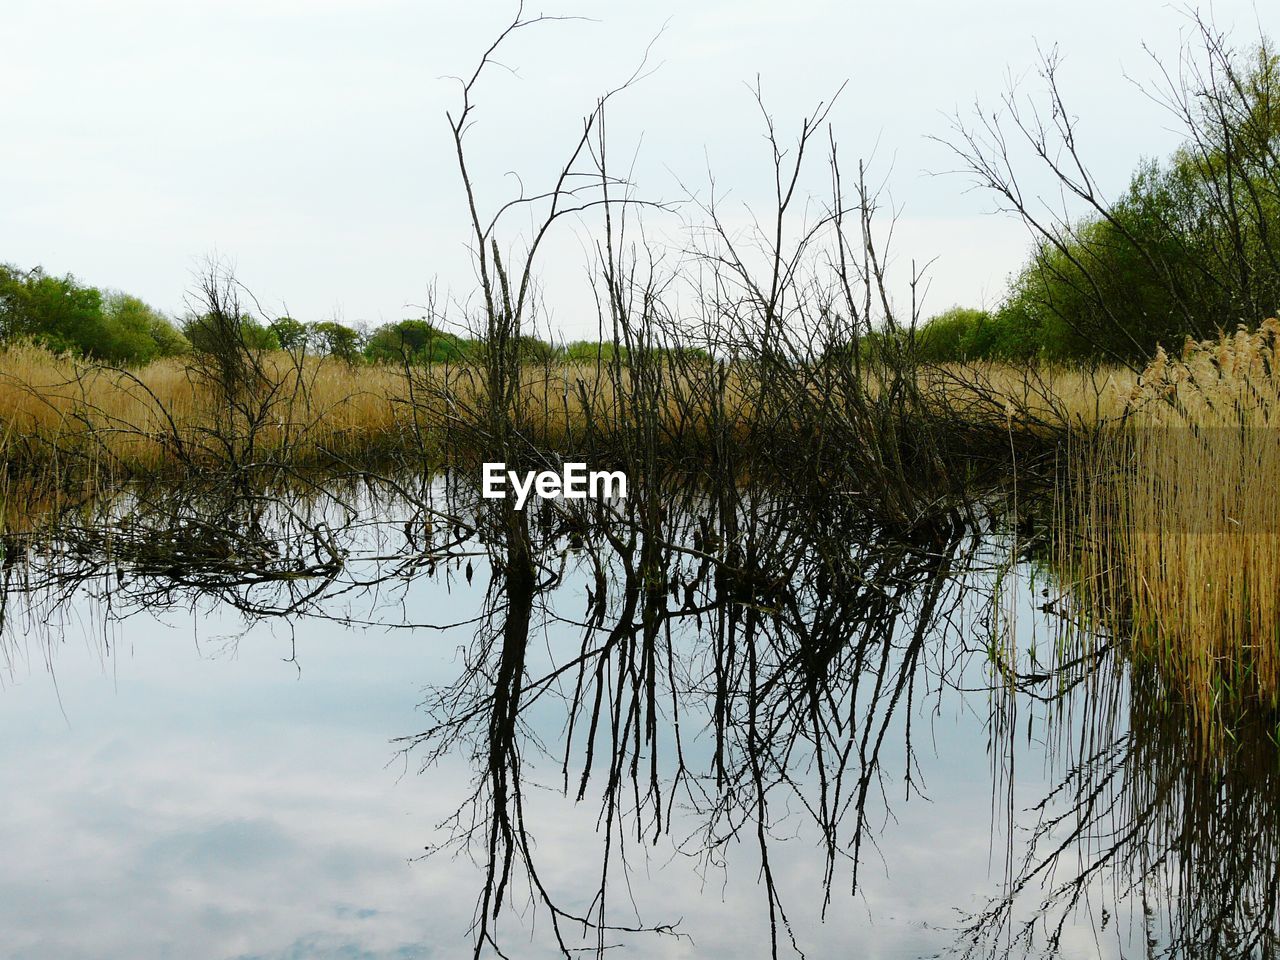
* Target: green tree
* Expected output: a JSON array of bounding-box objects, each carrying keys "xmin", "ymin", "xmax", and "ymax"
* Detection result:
[
  {"xmin": 0, "ymin": 264, "xmax": 104, "ymax": 355},
  {"xmin": 183, "ymin": 312, "xmax": 279, "ymax": 354},
  {"xmin": 1, "ymin": 264, "xmax": 189, "ymax": 364},
  {"xmin": 364, "ymin": 319, "xmax": 475, "ymax": 364},
  {"xmin": 561, "ymin": 340, "xmax": 627, "ymax": 363},
  {"xmin": 269, "ymin": 316, "xmax": 309, "ymax": 352},
  {"xmin": 310, "ymin": 320, "xmax": 362, "ymax": 363},
  {"xmin": 914, "ymin": 307, "xmax": 991, "ymax": 362},
  {"xmin": 957, "ymin": 30, "xmax": 1280, "ymax": 363},
  {"xmin": 99, "ymin": 292, "xmax": 189, "ymax": 363}
]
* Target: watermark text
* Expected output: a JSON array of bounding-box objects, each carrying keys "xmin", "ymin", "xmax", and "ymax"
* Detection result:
[{"xmin": 482, "ymin": 462, "xmax": 627, "ymax": 510}]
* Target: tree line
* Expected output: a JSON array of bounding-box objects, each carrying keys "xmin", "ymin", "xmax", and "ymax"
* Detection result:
[
  {"xmin": 0, "ymin": 263, "xmax": 691, "ymax": 367},
  {"xmin": 916, "ymin": 25, "xmax": 1280, "ymax": 365}
]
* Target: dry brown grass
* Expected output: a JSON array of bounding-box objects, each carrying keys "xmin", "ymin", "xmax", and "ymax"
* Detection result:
[
  {"xmin": 0, "ymin": 345, "xmax": 737, "ymax": 483},
  {"xmin": 0, "ymin": 343, "xmax": 411, "ymax": 479},
  {"xmin": 1064, "ymin": 320, "xmax": 1280, "ymax": 739},
  {"xmin": 920, "ymin": 361, "xmax": 1137, "ymax": 429},
  {"xmin": 0, "ymin": 340, "xmax": 1141, "ymax": 484}
]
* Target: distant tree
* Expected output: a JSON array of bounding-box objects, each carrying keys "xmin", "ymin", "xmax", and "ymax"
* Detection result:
[
  {"xmin": 310, "ymin": 320, "xmax": 362, "ymax": 363},
  {"xmin": 268, "ymin": 316, "xmax": 309, "ymax": 352},
  {"xmin": 561, "ymin": 340, "xmax": 627, "ymax": 363},
  {"xmin": 0, "ymin": 264, "xmax": 187, "ymax": 364},
  {"xmin": 0, "ymin": 264, "xmax": 104, "ymax": 354},
  {"xmin": 914, "ymin": 307, "xmax": 991, "ymax": 362},
  {"xmin": 951, "ymin": 22, "xmax": 1280, "ymax": 363},
  {"xmin": 364, "ymin": 319, "xmax": 475, "ymax": 364},
  {"xmin": 516, "ymin": 335, "xmax": 556, "ymax": 363},
  {"xmin": 183, "ymin": 311, "xmax": 279, "ymax": 355},
  {"xmin": 98, "ymin": 291, "xmax": 190, "ymax": 363}
]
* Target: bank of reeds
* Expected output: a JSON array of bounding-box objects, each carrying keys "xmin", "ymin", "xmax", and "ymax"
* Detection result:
[
  {"xmin": 0, "ymin": 341, "xmax": 409, "ymax": 480},
  {"xmin": 1062, "ymin": 319, "xmax": 1280, "ymax": 742},
  {"xmin": 0, "ymin": 339, "xmax": 1115, "ymax": 478}
]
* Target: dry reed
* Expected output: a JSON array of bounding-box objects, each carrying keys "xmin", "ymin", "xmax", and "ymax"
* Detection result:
[{"xmin": 1064, "ymin": 320, "xmax": 1280, "ymax": 742}]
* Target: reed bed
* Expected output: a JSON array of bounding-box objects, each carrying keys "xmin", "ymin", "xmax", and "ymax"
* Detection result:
[
  {"xmin": 0, "ymin": 340, "xmax": 1130, "ymax": 481},
  {"xmin": 0, "ymin": 343, "xmax": 409, "ymax": 479},
  {"xmin": 921, "ymin": 361, "xmax": 1136, "ymax": 428},
  {"xmin": 1064, "ymin": 319, "xmax": 1280, "ymax": 742}
]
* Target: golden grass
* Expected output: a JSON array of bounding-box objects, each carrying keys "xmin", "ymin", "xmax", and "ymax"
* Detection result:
[
  {"xmin": 0, "ymin": 343, "xmax": 411, "ymax": 478},
  {"xmin": 0, "ymin": 338, "xmax": 1142, "ymax": 483},
  {"xmin": 920, "ymin": 361, "xmax": 1136, "ymax": 429},
  {"xmin": 1065, "ymin": 320, "xmax": 1280, "ymax": 739}
]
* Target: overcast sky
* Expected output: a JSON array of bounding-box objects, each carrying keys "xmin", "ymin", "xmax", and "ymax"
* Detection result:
[{"xmin": 3, "ymin": 0, "xmax": 1276, "ymax": 337}]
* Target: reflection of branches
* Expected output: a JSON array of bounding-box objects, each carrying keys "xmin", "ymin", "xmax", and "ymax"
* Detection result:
[
  {"xmin": 0, "ymin": 472, "xmax": 477, "ymax": 636},
  {"xmin": 7, "ymin": 459, "xmax": 1276, "ymax": 960},
  {"xmin": 400, "ymin": 475, "xmax": 986, "ymax": 959},
  {"xmin": 961, "ymin": 667, "xmax": 1280, "ymax": 959}
]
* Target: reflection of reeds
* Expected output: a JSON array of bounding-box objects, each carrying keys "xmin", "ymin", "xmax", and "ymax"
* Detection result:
[
  {"xmin": 1064, "ymin": 320, "xmax": 1280, "ymax": 742},
  {"xmin": 964, "ymin": 664, "xmax": 1280, "ymax": 959}
]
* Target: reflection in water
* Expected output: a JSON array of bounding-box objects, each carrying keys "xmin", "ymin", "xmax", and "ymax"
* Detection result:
[
  {"xmin": 404, "ymin": 479, "xmax": 977, "ymax": 957},
  {"xmin": 965, "ymin": 663, "xmax": 1280, "ymax": 960},
  {"xmin": 1, "ymin": 474, "xmax": 1278, "ymax": 958}
]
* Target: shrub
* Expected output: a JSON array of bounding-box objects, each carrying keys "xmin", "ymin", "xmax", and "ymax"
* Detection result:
[
  {"xmin": 914, "ymin": 307, "xmax": 990, "ymax": 362},
  {"xmin": 310, "ymin": 320, "xmax": 363, "ymax": 363},
  {"xmin": 0, "ymin": 264, "xmax": 187, "ymax": 365},
  {"xmin": 183, "ymin": 311, "xmax": 280, "ymax": 355},
  {"xmin": 364, "ymin": 319, "xmax": 476, "ymax": 364},
  {"xmin": 269, "ymin": 316, "xmax": 309, "ymax": 352}
]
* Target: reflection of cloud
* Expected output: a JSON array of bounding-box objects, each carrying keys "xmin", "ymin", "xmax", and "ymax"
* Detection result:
[
  {"xmin": 230, "ymin": 935, "xmax": 431, "ymax": 960},
  {"xmin": 144, "ymin": 818, "xmax": 298, "ymax": 873},
  {"xmin": 0, "ymin": 620, "xmax": 482, "ymax": 960},
  {"xmin": 0, "ymin": 586, "xmax": 1125, "ymax": 958},
  {"xmin": 332, "ymin": 906, "xmax": 380, "ymax": 921}
]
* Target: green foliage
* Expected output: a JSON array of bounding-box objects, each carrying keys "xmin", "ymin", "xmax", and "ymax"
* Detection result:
[
  {"xmin": 268, "ymin": 316, "xmax": 309, "ymax": 352},
  {"xmin": 913, "ymin": 307, "xmax": 992, "ymax": 362},
  {"xmin": 994, "ymin": 171, "xmax": 1222, "ymax": 362},
  {"xmin": 561, "ymin": 340, "xmax": 624, "ymax": 363},
  {"xmin": 310, "ymin": 320, "xmax": 362, "ymax": 363},
  {"xmin": 992, "ymin": 39, "xmax": 1280, "ymax": 363},
  {"xmin": 516, "ymin": 335, "xmax": 556, "ymax": 363},
  {"xmin": 364, "ymin": 319, "xmax": 476, "ymax": 364},
  {"xmin": 183, "ymin": 311, "xmax": 279, "ymax": 354},
  {"xmin": 0, "ymin": 263, "xmax": 188, "ymax": 364},
  {"xmin": 98, "ymin": 292, "xmax": 191, "ymax": 364}
]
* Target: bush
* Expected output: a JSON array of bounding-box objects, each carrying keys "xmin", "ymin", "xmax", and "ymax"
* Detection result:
[
  {"xmin": 310, "ymin": 320, "xmax": 362, "ymax": 363},
  {"xmin": 561, "ymin": 340, "xmax": 626, "ymax": 363},
  {"xmin": 516, "ymin": 335, "xmax": 556, "ymax": 363},
  {"xmin": 0, "ymin": 264, "xmax": 187, "ymax": 365},
  {"xmin": 364, "ymin": 319, "xmax": 476, "ymax": 364},
  {"xmin": 99, "ymin": 292, "xmax": 190, "ymax": 364},
  {"xmin": 914, "ymin": 307, "xmax": 990, "ymax": 362},
  {"xmin": 269, "ymin": 316, "xmax": 309, "ymax": 352},
  {"xmin": 183, "ymin": 311, "xmax": 279, "ymax": 355}
]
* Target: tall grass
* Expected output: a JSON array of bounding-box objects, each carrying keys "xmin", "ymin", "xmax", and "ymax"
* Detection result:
[
  {"xmin": 1063, "ymin": 320, "xmax": 1280, "ymax": 741},
  {"xmin": 0, "ymin": 340, "xmax": 1096, "ymax": 483},
  {"xmin": 0, "ymin": 342, "xmax": 408, "ymax": 480}
]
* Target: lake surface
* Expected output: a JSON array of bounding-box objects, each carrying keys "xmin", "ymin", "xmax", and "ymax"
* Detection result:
[{"xmin": 0, "ymin": 480, "xmax": 1273, "ymax": 958}]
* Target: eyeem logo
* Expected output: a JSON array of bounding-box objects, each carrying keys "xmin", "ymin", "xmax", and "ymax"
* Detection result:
[{"xmin": 482, "ymin": 462, "xmax": 628, "ymax": 511}]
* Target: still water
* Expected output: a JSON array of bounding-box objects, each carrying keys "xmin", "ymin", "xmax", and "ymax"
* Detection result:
[{"xmin": 0, "ymin": 482, "xmax": 1272, "ymax": 959}]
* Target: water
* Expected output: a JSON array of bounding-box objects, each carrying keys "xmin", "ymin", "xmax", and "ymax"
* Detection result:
[{"xmin": 0, "ymin": 480, "xmax": 1275, "ymax": 959}]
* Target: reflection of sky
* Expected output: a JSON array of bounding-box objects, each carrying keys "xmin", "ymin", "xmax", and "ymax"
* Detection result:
[{"xmin": 0, "ymin": 557, "xmax": 1126, "ymax": 959}]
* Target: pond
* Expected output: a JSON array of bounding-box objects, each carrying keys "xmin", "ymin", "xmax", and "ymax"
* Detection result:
[{"xmin": 0, "ymin": 477, "xmax": 1274, "ymax": 959}]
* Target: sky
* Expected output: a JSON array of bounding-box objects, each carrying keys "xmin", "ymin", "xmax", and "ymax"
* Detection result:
[{"xmin": 2, "ymin": 0, "xmax": 1276, "ymax": 338}]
